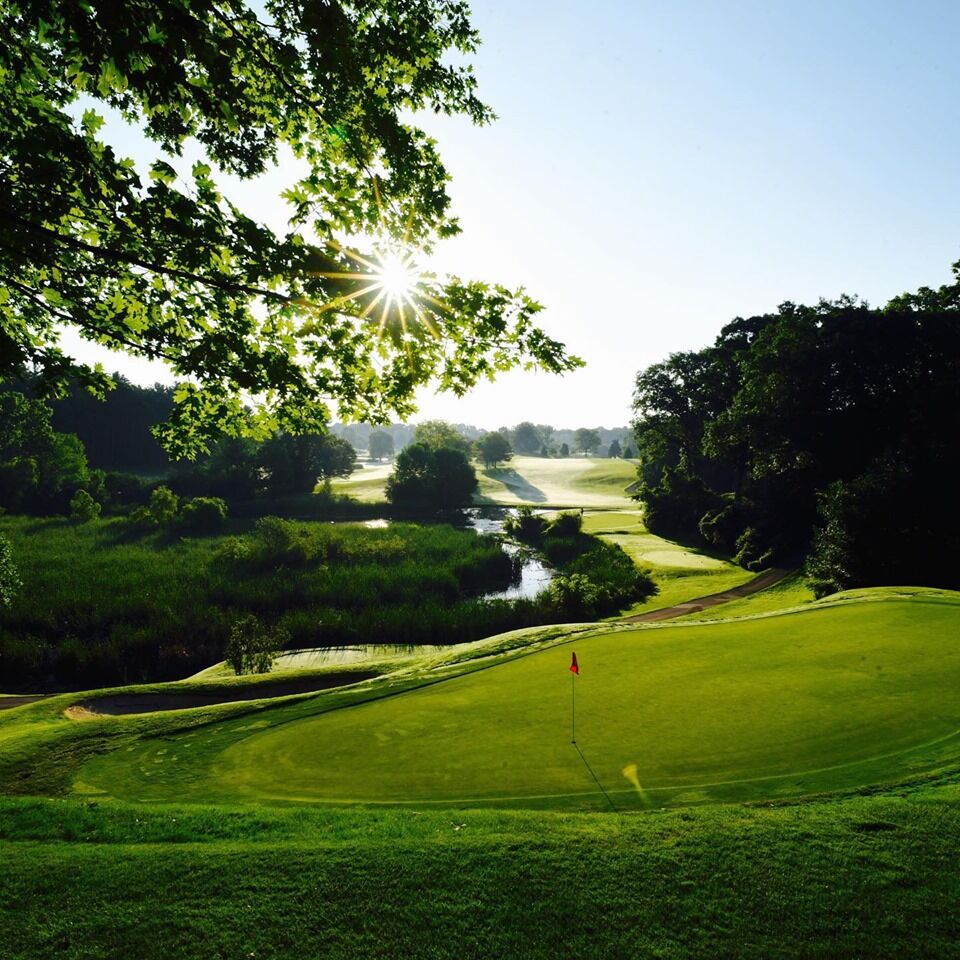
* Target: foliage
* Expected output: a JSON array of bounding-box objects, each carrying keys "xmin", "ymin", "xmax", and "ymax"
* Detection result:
[
  {"xmin": 632, "ymin": 272, "xmax": 960, "ymax": 590},
  {"xmin": 179, "ymin": 497, "xmax": 228, "ymax": 534},
  {"xmin": 476, "ymin": 431, "xmax": 513, "ymax": 468},
  {"xmin": 385, "ymin": 443, "xmax": 477, "ymax": 511},
  {"xmin": 0, "ymin": 392, "xmax": 89, "ymax": 513},
  {"xmin": 574, "ymin": 428, "xmax": 600, "ymax": 455},
  {"xmin": 511, "ymin": 421, "xmax": 542, "ymax": 455},
  {"xmin": 258, "ymin": 433, "xmax": 356, "ymax": 495},
  {"xmin": 806, "ymin": 451, "xmax": 960, "ymax": 597},
  {"xmin": 503, "ymin": 506, "xmax": 548, "ymax": 544},
  {"xmin": 412, "ymin": 420, "xmax": 472, "ymax": 455},
  {"xmin": 0, "ymin": 516, "xmax": 525, "ymax": 689},
  {"xmin": 0, "ymin": 533, "xmax": 20, "ymax": 607},
  {"xmin": 130, "ymin": 485, "xmax": 180, "ymax": 529},
  {"xmin": 608, "ymin": 439, "xmax": 622, "ymax": 458},
  {"xmin": 224, "ymin": 613, "xmax": 286, "ymax": 675},
  {"xmin": 367, "ymin": 429, "xmax": 395, "ymax": 461},
  {"xmin": 68, "ymin": 488, "xmax": 100, "ymax": 523},
  {"xmin": 548, "ymin": 511, "xmax": 583, "ymax": 538},
  {"xmin": 1, "ymin": 0, "xmax": 582, "ymax": 457},
  {"xmin": 559, "ymin": 442, "xmax": 570, "ymax": 457},
  {"xmin": 623, "ymin": 445, "xmax": 635, "ymax": 459}
]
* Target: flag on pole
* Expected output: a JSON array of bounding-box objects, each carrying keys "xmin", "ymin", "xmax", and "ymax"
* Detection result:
[{"xmin": 569, "ymin": 651, "xmax": 579, "ymax": 675}]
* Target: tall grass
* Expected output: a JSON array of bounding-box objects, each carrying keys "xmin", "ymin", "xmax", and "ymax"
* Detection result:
[{"xmin": 0, "ymin": 516, "xmax": 525, "ymax": 691}]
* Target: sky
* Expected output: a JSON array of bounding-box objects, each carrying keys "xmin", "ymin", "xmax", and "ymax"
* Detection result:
[{"xmin": 64, "ymin": 0, "xmax": 960, "ymax": 429}]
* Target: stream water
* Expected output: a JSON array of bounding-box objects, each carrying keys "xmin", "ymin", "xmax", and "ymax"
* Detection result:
[{"xmin": 271, "ymin": 509, "xmax": 554, "ymax": 669}]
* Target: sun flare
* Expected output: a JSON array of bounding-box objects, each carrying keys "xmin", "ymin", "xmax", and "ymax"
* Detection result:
[{"xmin": 374, "ymin": 249, "xmax": 420, "ymax": 300}]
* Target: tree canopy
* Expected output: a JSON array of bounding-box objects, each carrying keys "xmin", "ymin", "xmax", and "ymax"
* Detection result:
[
  {"xmin": 385, "ymin": 441, "xmax": 476, "ymax": 511},
  {"xmin": 476, "ymin": 430, "xmax": 512, "ymax": 468},
  {"xmin": 412, "ymin": 419, "xmax": 471, "ymax": 454},
  {"xmin": 1, "ymin": 0, "xmax": 580, "ymax": 457},
  {"xmin": 631, "ymin": 264, "xmax": 960, "ymax": 592}
]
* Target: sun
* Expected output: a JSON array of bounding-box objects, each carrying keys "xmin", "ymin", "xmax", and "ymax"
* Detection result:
[{"xmin": 374, "ymin": 248, "xmax": 420, "ymax": 301}]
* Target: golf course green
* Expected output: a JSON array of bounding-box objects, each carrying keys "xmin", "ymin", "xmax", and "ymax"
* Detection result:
[{"xmin": 73, "ymin": 590, "xmax": 960, "ymax": 809}]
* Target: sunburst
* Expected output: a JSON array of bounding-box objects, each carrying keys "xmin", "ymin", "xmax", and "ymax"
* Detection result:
[{"xmin": 312, "ymin": 238, "xmax": 441, "ymax": 341}]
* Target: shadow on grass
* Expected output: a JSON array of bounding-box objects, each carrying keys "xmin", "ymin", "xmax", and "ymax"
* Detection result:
[{"xmin": 482, "ymin": 468, "xmax": 548, "ymax": 503}]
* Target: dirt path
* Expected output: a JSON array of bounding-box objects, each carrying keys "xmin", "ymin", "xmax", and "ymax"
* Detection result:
[{"xmin": 620, "ymin": 568, "xmax": 794, "ymax": 623}]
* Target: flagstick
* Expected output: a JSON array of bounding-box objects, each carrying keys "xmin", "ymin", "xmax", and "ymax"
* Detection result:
[{"xmin": 571, "ymin": 670, "xmax": 576, "ymax": 744}]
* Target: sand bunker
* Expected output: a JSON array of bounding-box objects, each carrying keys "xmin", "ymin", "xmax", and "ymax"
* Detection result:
[{"xmin": 73, "ymin": 672, "xmax": 379, "ymax": 716}]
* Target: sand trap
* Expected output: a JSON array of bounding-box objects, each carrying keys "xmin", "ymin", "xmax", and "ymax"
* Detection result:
[{"xmin": 73, "ymin": 672, "xmax": 379, "ymax": 716}]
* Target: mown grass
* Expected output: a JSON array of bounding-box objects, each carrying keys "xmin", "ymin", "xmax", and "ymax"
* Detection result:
[
  {"xmin": 2, "ymin": 780, "xmax": 960, "ymax": 958},
  {"xmin": 4, "ymin": 593, "xmax": 960, "ymax": 958},
  {"xmin": 582, "ymin": 510, "xmax": 756, "ymax": 616},
  {"xmin": 333, "ymin": 456, "xmax": 639, "ymax": 508},
  {"xmin": 57, "ymin": 591, "xmax": 960, "ymax": 809}
]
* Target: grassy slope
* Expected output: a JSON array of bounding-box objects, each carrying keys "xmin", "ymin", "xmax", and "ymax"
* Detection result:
[
  {"xmin": 332, "ymin": 456, "xmax": 639, "ymax": 508},
  {"xmin": 582, "ymin": 511, "xmax": 755, "ymax": 616},
  {"xmin": 3, "ymin": 788, "xmax": 960, "ymax": 960},
  {"xmin": 65, "ymin": 593, "xmax": 960, "ymax": 809},
  {"xmin": 4, "ymin": 592, "xmax": 960, "ymax": 957}
]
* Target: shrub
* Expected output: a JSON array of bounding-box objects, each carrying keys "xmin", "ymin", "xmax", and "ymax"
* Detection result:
[
  {"xmin": 0, "ymin": 534, "xmax": 21, "ymax": 607},
  {"xmin": 224, "ymin": 613, "xmax": 288, "ymax": 675},
  {"xmin": 504, "ymin": 507, "xmax": 548, "ymax": 544},
  {"xmin": 69, "ymin": 489, "xmax": 101, "ymax": 523},
  {"xmin": 129, "ymin": 485, "xmax": 180, "ymax": 529},
  {"xmin": 548, "ymin": 511, "xmax": 582, "ymax": 538},
  {"xmin": 549, "ymin": 573, "xmax": 602, "ymax": 618},
  {"xmin": 180, "ymin": 497, "xmax": 228, "ymax": 534}
]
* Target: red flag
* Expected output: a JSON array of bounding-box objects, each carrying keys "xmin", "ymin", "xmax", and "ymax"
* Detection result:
[{"xmin": 569, "ymin": 651, "xmax": 579, "ymax": 675}]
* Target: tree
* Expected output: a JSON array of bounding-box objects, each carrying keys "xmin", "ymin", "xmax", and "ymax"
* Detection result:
[
  {"xmin": 413, "ymin": 420, "xmax": 471, "ymax": 455},
  {"xmin": 224, "ymin": 614, "xmax": 286, "ymax": 675},
  {"xmin": 574, "ymin": 428, "xmax": 601, "ymax": 456},
  {"xmin": 2, "ymin": 0, "xmax": 580, "ymax": 457},
  {"xmin": 385, "ymin": 443, "xmax": 477, "ymax": 511},
  {"xmin": 608, "ymin": 439, "xmax": 622, "ymax": 458},
  {"xmin": 69, "ymin": 488, "xmax": 101, "ymax": 523},
  {"xmin": 623, "ymin": 445, "xmax": 635, "ymax": 459},
  {"xmin": 259, "ymin": 433, "xmax": 356, "ymax": 495},
  {"xmin": 511, "ymin": 421, "xmax": 542, "ymax": 456},
  {"xmin": 559, "ymin": 442, "xmax": 570, "ymax": 458},
  {"xmin": 368, "ymin": 429, "xmax": 395, "ymax": 462},
  {"xmin": 0, "ymin": 392, "xmax": 90, "ymax": 512},
  {"xmin": 476, "ymin": 432, "xmax": 512, "ymax": 469}
]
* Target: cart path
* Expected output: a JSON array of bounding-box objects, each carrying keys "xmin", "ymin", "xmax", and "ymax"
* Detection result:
[{"xmin": 621, "ymin": 568, "xmax": 795, "ymax": 623}]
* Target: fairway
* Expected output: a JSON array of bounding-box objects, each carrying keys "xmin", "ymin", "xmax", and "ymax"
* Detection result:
[
  {"xmin": 77, "ymin": 593, "xmax": 960, "ymax": 809},
  {"xmin": 332, "ymin": 456, "xmax": 638, "ymax": 507}
]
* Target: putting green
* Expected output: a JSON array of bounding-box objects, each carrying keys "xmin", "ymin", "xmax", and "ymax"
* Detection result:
[{"xmin": 77, "ymin": 593, "xmax": 960, "ymax": 809}]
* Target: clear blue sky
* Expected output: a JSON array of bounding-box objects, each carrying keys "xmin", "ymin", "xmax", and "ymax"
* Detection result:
[{"xmin": 68, "ymin": 0, "xmax": 960, "ymax": 429}]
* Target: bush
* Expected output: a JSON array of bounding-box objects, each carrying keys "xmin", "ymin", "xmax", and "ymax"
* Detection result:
[
  {"xmin": 69, "ymin": 489, "xmax": 101, "ymax": 523},
  {"xmin": 180, "ymin": 497, "xmax": 228, "ymax": 534},
  {"xmin": 129, "ymin": 485, "xmax": 180, "ymax": 529},
  {"xmin": 548, "ymin": 511, "xmax": 582, "ymax": 538},
  {"xmin": 224, "ymin": 613, "xmax": 288, "ymax": 675},
  {"xmin": 0, "ymin": 534, "xmax": 21, "ymax": 608},
  {"xmin": 504, "ymin": 507, "xmax": 548, "ymax": 544}
]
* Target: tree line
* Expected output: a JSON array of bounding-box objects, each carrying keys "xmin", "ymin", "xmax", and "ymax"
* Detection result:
[{"xmin": 631, "ymin": 262, "xmax": 960, "ymax": 595}]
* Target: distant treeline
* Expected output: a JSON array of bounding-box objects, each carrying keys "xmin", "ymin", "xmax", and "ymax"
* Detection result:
[{"xmin": 632, "ymin": 264, "xmax": 960, "ymax": 596}]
